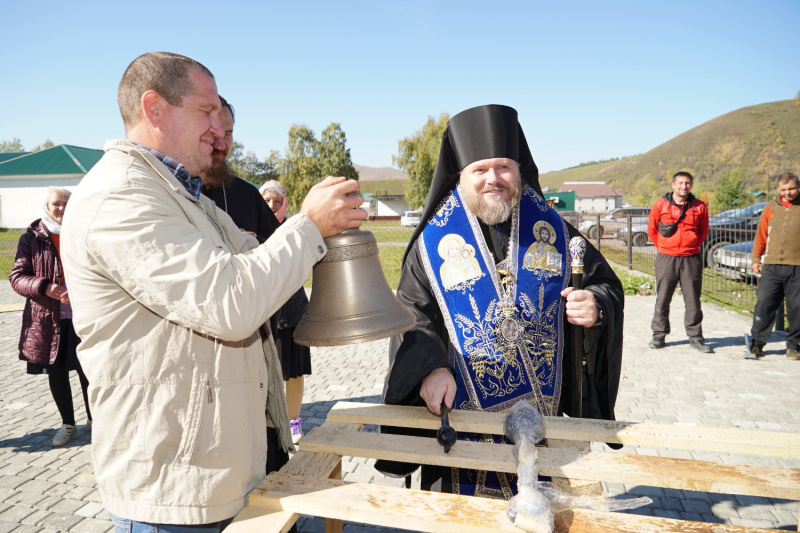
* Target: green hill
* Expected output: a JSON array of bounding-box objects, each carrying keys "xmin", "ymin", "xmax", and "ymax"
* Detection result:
[
  {"xmin": 541, "ymin": 99, "xmax": 800, "ymax": 205},
  {"xmin": 359, "ymin": 179, "xmax": 407, "ymax": 196}
]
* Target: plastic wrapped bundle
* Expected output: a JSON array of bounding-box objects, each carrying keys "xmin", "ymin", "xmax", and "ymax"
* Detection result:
[
  {"xmin": 503, "ymin": 399, "xmax": 546, "ymax": 445},
  {"xmin": 504, "ymin": 399, "xmax": 547, "ymax": 464},
  {"xmin": 506, "ymin": 438, "xmax": 554, "ymax": 533},
  {"xmin": 504, "ymin": 401, "xmax": 553, "ymax": 533},
  {"xmin": 503, "ymin": 400, "xmax": 652, "ymax": 531}
]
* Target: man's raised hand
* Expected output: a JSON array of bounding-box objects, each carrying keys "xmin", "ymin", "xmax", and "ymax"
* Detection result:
[{"xmin": 300, "ymin": 177, "xmax": 367, "ymax": 238}]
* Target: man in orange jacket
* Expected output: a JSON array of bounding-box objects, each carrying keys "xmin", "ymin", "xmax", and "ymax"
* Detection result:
[
  {"xmin": 746, "ymin": 172, "xmax": 800, "ymax": 360},
  {"xmin": 647, "ymin": 172, "xmax": 711, "ymax": 353}
]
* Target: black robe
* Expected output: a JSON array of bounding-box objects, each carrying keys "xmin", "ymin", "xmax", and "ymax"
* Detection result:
[
  {"xmin": 202, "ymin": 177, "xmax": 279, "ymax": 244},
  {"xmin": 203, "ymin": 176, "xmax": 289, "ymax": 473},
  {"xmin": 377, "ymin": 217, "xmax": 624, "ymax": 480}
]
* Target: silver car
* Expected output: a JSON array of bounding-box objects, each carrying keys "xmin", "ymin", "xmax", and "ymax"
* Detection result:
[
  {"xmin": 579, "ymin": 207, "xmax": 650, "ymax": 239},
  {"xmin": 615, "ymin": 220, "xmax": 652, "ymax": 247},
  {"xmin": 713, "ymin": 241, "xmax": 760, "ymax": 282}
]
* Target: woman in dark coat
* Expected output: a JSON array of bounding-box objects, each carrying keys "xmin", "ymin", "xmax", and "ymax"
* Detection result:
[
  {"xmin": 260, "ymin": 180, "xmax": 313, "ymax": 444},
  {"xmin": 9, "ymin": 187, "xmax": 91, "ymax": 447}
]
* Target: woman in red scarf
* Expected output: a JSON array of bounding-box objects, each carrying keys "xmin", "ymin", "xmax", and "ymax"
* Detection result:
[{"xmin": 10, "ymin": 187, "xmax": 91, "ymax": 447}]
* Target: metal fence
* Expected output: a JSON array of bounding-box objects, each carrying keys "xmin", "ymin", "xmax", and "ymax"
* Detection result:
[{"xmin": 562, "ymin": 210, "xmax": 764, "ymax": 312}]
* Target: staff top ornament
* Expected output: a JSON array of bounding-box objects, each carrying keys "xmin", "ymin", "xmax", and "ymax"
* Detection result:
[{"xmin": 568, "ymin": 236, "xmax": 586, "ymax": 275}]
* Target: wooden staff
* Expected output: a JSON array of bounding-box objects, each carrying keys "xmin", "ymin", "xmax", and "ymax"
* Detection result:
[{"xmin": 568, "ymin": 236, "xmax": 587, "ymax": 418}]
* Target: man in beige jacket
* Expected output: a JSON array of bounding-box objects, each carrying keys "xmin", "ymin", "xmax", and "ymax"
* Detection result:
[{"xmin": 61, "ymin": 52, "xmax": 365, "ymax": 531}]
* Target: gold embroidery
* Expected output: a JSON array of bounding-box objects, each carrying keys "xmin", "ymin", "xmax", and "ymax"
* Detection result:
[
  {"xmin": 438, "ymin": 234, "xmax": 483, "ymax": 292},
  {"xmin": 454, "ymin": 283, "xmax": 558, "ymax": 408}
]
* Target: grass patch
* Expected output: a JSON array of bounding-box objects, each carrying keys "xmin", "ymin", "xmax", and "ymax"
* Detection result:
[
  {"xmin": 0, "ymin": 230, "xmax": 22, "ymax": 279},
  {"xmin": 611, "ymin": 266, "xmax": 653, "ymax": 296},
  {"xmin": 379, "ymin": 246, "xmax": 405, "ymax": 289}
]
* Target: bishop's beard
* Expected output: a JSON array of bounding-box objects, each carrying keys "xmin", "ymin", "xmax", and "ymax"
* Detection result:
[
  {"xmin": 461, "ymin": 179, "xmax": 522, "ymax": 225},
  {"xmin": 201, "ymin": 161, "xmax": 235, "ymax": 189}
]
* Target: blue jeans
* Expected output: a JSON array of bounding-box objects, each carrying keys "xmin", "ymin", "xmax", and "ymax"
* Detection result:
[{"xmin": 110, "ymin": 513, "xmax": 234, "ymax": 533}]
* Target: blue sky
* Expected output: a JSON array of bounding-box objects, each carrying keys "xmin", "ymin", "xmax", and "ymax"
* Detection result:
[{"xmin": 2, "ymin": 0, "xmax": 799, "ymax": 173}]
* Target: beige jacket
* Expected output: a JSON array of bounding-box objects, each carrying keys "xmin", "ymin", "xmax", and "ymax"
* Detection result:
[{"xmin": 61, "ymin": 140, "xmax": 325, "ymax": 524}]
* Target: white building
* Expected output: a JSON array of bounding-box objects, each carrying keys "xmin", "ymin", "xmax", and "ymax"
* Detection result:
[
  {"xmin": 558, "ymin": 181, "xmax": 622, "ymax": 214},
  {"xmin": 372, "ymin": 194, "xmax": 410, "ymax": 218},
  {"xmin": 0, "ymin": 145, "xmax": 103, "ymax": 228}
]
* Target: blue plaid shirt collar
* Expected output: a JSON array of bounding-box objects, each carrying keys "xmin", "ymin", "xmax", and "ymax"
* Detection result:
[{"xmin": 132, "ymin": 143, "xmax": 204, "ymax": 200}]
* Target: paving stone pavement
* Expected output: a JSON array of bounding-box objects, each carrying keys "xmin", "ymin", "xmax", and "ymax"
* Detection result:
[{"xmin": 0, "ymin": 280, "xmax": 797, "ymax": 532}]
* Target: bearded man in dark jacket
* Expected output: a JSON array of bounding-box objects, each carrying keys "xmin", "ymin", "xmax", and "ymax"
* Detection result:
[
  {"xmin": 198, "ymin": 97, "xmax": 294, "ymax": 477},
  {"xmin": 200, "ymin": 96, "xmax": 279, "ymax": 244},
  {"xmin": 377, "ymin": 105, "xmax": 624, "ymax": 497}
]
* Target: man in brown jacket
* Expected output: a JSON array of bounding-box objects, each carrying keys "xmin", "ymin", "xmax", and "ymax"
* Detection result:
[{"xmin": 747, "ymin": 172, "xmax": 800, "ymax": 360}]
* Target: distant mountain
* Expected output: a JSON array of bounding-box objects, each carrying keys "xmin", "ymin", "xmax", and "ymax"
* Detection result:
[
  {"xmin": 354, "ymin": 164, "xmax": 408, "ymax": 181},
  {"xmin": 540, "ymin": 99, "xmax": 800, "ymax": 205}
]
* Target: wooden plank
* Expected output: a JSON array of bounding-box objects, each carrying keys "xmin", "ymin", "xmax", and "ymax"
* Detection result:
[
  {"xmin": 555, "ymin": 508, "xmax": 786, "ymax": 533},
  {"xmin": 226, "ymin": 505, "xmax": 298, "ymax": 533},
  {"xmin": 298, "ymin": 427, "xmax": 800, "ymax": 499},
  {"xmin": 277, "ymin": 421, "xmax": 362, "ymax": 479},
  {"xmin": 235, "ymin": 420, "xmax": 361, "ymax": 533},
  {"xmin": 326, "ymin": 401, "xmax": 800, "ymax": 459},
  {"xmin": 249, "ymin": 472, "xmax": 524, "ymax": 532},
  {"xmin": 249, "ymin": 472, "xmax": 785, "ymax": 533}
]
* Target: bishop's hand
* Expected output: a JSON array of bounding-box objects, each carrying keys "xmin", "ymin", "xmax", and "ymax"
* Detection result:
[
  {"xmin": 561, "ymin": 287, "xmax": 599, "ymax": 328},
  {"xmin": 420, "ymin": 367, "xmax": 456, "ymax": 416}
]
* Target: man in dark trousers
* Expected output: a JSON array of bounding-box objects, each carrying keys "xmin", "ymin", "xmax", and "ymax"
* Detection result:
[
  {"xmin": 746, "ymin": 172, "xmax": 800, "ymax": 360},
  {"xmin": 647, "ymin": 171, "xmax": 711, "ymax": 353}
]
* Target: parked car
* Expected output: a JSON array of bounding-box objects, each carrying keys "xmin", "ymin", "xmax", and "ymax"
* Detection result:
[
  {"xmin": 578, "ymin": 206, "xmax": 651, "ymax": 239},
  {"xmin": 712, "ymin": 241, "xmax": 760, "ymax": 282},
  {"xmin": 702, "ymin": 202, "xmax": 766, "ymax": 266},
  {"xmin": 616, "ymin": 221, "xmax": 652, "ymax": 247},
  {"xmin": 400, "ymin": 210, "xmax": 422, "ymax": 227}
]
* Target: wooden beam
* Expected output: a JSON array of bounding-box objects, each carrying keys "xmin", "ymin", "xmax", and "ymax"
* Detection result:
[
  {"xmin": 226, "ymin": 506, "xmax": 299, "ymax": 533},
  {"xmin": 298, "ymin": 427, "xmax": 800, "ymax": 500},
  {"xmin": 236, "ymin": 421, "xmax": 362, "ymax": 532},
  {"xmin": 326, "ymin": 401, "xmax": 800, "ymax": 459},
  {"xmin": 248, "ymin": 472, "xmax": 785, "ymax": 533}
]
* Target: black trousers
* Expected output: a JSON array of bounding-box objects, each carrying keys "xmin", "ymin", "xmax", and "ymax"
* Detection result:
[
  {"xmin": 651, "ymin": 253, "xmax": 704, "ymax": 341},
  {"xmin": 751, "ymin": 264, "xmax": 800, "ymax": 350}
]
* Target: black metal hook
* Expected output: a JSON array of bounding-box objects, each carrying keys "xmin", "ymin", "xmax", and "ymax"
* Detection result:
[{"xmin": 436, "ymin": 402, "xmax": 456, "ymax": 453}]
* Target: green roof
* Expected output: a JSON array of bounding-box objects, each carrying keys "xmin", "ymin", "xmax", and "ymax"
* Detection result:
[
  {"xmin": 0, "ymin": 152, "xmax": 30, "ymax": 163},
  {"xmin": 0, "ymin": 145, "xmax": 103, "ymax": 176}
]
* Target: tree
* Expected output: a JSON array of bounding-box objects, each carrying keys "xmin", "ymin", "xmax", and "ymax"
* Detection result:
[
  {"xmin": 317, "ymin": 123, "xmax": 359, "ymax": 181},
  {"xmin": 227, "ymin": 141, "xmax": 280, "ymax": 186},
  {"xmin": 33, "ymin": 139, "xmax": 55, "ymax": 151},
  {"xmin": 279, "ymin": 123, "xmax": 358, "ymax": 211},
  {"xmin": 712, "ymin": 167, "xmax": 749, "ymax": 212},
  {"xmin": 394, "ymin": 113, "xmax": 449, "ymax": 209},
  {"xmin": 0, "ymin": 138, "xmax": 24, "ymax": 152}
]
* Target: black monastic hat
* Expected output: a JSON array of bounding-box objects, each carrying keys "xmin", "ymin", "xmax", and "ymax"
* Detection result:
[{"xmin": 405, "ymin": 104, "xmax": 542, "ymax": 260}]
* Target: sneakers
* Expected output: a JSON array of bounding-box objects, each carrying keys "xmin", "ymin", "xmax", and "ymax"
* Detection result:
[
  {"xmin": 689, "ymin": 340, "xmax": 713, "ymax": 353},
  {"xmin": 290, "ymin": 418, "xmax": 304, "ymax": 444},
  {"xmin": 648, "ymin": 337, "xmax": 665, "ymax": 349},
  {"xmin": 787, "ymin": 348, "xmax": 800, "ymax": 361},
  {"xmin": 52, "ymin": 424, "xmax": 76, "ymax": 447}
]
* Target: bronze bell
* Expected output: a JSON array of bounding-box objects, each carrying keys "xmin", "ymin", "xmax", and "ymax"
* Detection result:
[{"xmin": 294, "ymin": 229, "xmax": 415, "ymax": 346}]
